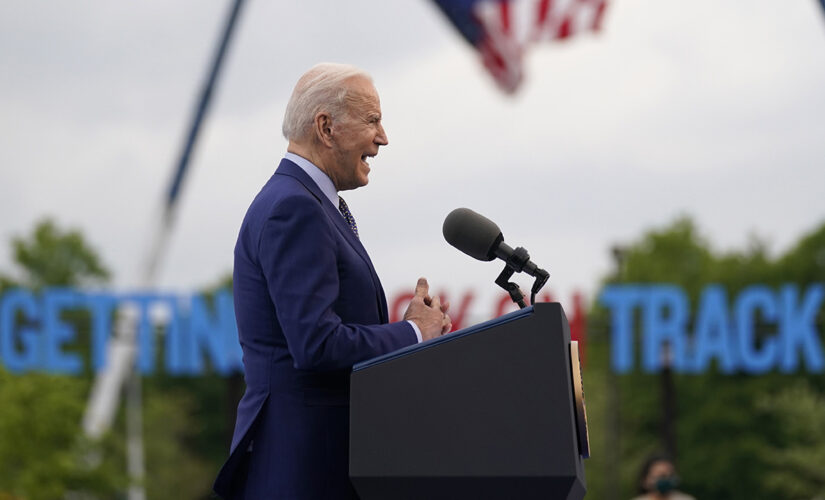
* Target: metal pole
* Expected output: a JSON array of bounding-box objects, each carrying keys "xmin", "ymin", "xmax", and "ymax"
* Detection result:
[
  {"xmin": 82, "ymin": 2, "xmax": 247, "ymax": 498},
  {"xmin": 126, "ymin": 367, "xmax": 146, "ymax": 500},
  {"xmin": 126, "ymin": 2, "xmax": 247, "ymax": 497},
  {"xmin": 605, "ymin": 245, "xmax": 626, "ymax": 500},
  {"xmin": 660, "ymin": 344, "xmax": 677, "ymax": 459}
]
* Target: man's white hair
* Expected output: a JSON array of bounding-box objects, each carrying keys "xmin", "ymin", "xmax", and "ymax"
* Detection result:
[{"xmin": 282, "ymin": 63, "xmax": 372, "ymax": 141}]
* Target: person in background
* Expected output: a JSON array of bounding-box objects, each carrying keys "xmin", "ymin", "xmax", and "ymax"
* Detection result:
[{"xmin": 632, "ymin": 454, "xmax": 696, "ymax": 500}]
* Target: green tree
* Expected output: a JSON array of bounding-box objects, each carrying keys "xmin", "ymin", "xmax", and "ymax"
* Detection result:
[
  {"xmin": 0, "ymin": 219, "xmax": 124, "ymax": 499},
  {"xmin": 2, "ymin": 219, "xmax": 109, "ymax": 290},
  {"xmin": 587, "ymin": 216, "xmax": 825, "ymax": 499},
  {"xmin": 757, "ymin": 381, "xmax": 825, "ymax": 498},
  {"xmin": 0, "ymin": 220, "xmax": 241, "ymax": 499}
]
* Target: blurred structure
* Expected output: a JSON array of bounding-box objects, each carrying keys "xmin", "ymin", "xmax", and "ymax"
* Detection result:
[{"xmin": 81, "ymin": 1, "xmax": 247, "ymax": 498}]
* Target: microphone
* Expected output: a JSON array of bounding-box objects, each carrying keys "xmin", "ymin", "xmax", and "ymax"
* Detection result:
[{"xmin": 442, "ymin": 208, "xmax": 548, "ymax": 281}]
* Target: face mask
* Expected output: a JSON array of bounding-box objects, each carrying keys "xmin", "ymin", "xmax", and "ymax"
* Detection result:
[{"xmin": 654, "ymin": 476, "xmax": 677, "ymax": 494}]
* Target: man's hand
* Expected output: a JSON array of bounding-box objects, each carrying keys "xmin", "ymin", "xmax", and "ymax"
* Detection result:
[{"xmin": 403, "ymin": 277, "xmax": 452, "ymax": 341}]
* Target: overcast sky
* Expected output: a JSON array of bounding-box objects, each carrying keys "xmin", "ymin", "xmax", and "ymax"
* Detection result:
[{"xmin": 2, "ymin": 0, "xmax": 824, "ymax": 319}]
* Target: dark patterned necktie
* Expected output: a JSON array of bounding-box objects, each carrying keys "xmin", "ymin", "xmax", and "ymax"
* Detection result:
[{"xmin": 338, "ymin": 196, "xmax": 359, "ymax": 238}]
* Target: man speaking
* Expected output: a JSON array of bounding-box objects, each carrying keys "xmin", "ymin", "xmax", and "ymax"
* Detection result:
[{"xmin": 213, "ymin": 63, "xmax": 451, "ymax": 499}]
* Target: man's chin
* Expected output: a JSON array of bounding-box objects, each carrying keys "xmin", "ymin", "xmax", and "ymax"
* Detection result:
[
  {"xmin": 357, "ymin": 168, "xmax": 370, "ymax": 187},
  {"xmin": 340, "ymin": 177, "xmax": 369, "ymax": 191}
]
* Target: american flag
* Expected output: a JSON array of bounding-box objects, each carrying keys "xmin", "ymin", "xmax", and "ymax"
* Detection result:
[{"xmin": 431, "ymin": 0, "xmax": 609, "ymax": 93}]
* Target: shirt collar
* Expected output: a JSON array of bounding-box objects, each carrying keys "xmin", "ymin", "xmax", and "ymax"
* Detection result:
[{"xmin": 283, "ymin": 152, "xmax": 338, "ymax": 208}]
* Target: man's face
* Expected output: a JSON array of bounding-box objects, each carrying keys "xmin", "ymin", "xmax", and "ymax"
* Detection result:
[{"xmin": 329, "ymin": 76, "xmax": 388, "ymax": 191}]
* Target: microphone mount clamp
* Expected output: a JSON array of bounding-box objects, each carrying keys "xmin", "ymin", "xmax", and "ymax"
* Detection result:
[{"xmin": 494, "ymin": 246, "xmax": 550, "ymax": 309}]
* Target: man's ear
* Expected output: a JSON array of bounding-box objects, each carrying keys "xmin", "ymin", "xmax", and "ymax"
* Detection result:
[{"xmin": 314, "ymin": 112, "xmax": 334, "ymax": 148}]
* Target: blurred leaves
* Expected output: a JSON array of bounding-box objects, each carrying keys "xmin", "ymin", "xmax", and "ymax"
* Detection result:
[
  {"xmin": 757, "ymin": 381, "xmax": 825, "ymax": 498},
  {"xmin": 587, "ymin": 215, "xmax": 825, "ymax": 500},
  {"xmin": 0, "ymin": 219, "xmax": 123, "ymax": 499},
  {"xmin": 614, "ymin": 216, "xmax": 714, "ymax": 298},
  {"xmin": 143, "ymin": 389, "xmax": 214, "ymax": 500},
  {"xmin": 0, "ymin": 219, "xmax": 241, "ymax": 499},
  {"xmin": 4, "ymin": 218, "xmax": 109, "ymax": 290},
  {"xmin": 0, "ymin": 368, "xmax": 126, "ymax": 499},
  {"xmin": 0, "ymin": 219, "xmax": 240, "ymax": 499}
]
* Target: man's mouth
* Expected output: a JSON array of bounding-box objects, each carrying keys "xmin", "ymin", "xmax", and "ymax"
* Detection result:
[{"xmin": 361, "ymin": 153, "xmax": 375, "ymax": 166}]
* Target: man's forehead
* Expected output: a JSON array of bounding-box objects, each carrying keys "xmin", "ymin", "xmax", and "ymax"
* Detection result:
[
  {"xmin": 344, "ymin": 78, "xmax": 381, "ymax": 115},
  {"xmin": 347, "ymin": 79, "xmax": 378, "ymax": 101},
  {"xmin": 345, "ymin": 74, "xmax": 376, "ymax": 93}
]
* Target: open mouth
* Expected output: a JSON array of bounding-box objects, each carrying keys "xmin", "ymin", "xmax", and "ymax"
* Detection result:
[{"xmin": 361, "ymin": 153, "xmax": 375, "ymax": 166}]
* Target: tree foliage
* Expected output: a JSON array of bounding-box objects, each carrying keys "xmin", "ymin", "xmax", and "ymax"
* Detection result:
[
  {"xmin": 586, "ymin": 216, "xmax": 825, "ymax": 500},
  {"xmin": 0, "ymin": 220, "xmax": 239, "ymax": 499},
  {"xmin": 0, "ymin": 219, "xmax": 123, "ymax": 498},
  {"xmin": 0, "ymin": 369, "xmax": 125, "ymax": 499},
  {"xmin": 2, "ymin": 219, "xmax": 109, "ymax": 290}
]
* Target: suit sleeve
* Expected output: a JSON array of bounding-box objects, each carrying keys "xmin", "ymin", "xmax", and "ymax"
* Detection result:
[{"xmin": 259, "ymin": 193, "xmax": 416, "ymax": 371}]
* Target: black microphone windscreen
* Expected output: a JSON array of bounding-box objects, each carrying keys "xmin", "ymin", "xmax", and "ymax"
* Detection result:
[{"xmin": 442, "ymin": 208, "xmax": 503, "ymax": 261}]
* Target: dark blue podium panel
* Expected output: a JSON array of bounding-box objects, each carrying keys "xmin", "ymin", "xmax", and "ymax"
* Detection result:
[{"xmin": 350, "ymin": 303, "xmax": 587, "ymax": 500}]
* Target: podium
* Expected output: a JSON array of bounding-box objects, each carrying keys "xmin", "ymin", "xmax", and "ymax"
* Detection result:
[{"xmin": 350, "ymin": 303, "xmax": 589, "ymax": 500}]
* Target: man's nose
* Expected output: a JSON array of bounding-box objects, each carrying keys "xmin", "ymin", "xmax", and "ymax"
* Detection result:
[{"xmin": 375, "ymin": 123, "xmax": 388, "ymax": 146}]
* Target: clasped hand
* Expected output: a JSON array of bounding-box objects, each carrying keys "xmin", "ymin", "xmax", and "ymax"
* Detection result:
[{"xmin": 403, "ymin": 277, "xmax": 452, "ymax": 341}]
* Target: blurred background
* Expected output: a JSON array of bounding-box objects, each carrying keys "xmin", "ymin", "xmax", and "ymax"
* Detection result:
[{"xmin": 1, "ymin": 0, "xmax": 825, "ymax": 498}]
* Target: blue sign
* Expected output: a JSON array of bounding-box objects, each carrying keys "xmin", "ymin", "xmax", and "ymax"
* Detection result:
[
  {"xmin": 5, "ymin": 284, "xmax": 823, "ymax": 376},
  {"xmin": 0, "ymin": 288, "xmax": 243, "ymax": 375},
  {"xmin": 600, "ymin": 284, "xmax": 825, "ymax": 374}
]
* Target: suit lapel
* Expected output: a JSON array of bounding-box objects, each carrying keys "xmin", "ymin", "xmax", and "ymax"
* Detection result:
[
  {"xmin": 320, "ymin": 202, "xmax": 390, "ymax": 324},
  {"xmin": 275, "ymin": 159, "xmax": 389, "ymax": 323}
]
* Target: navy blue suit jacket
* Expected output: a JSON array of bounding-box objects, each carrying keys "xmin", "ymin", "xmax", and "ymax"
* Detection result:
[{"xmin": 213, "ymin": 159, "xmax": 417, "ymax": 499}]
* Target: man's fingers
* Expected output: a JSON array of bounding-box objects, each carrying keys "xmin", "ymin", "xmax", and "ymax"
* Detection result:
[
  {"xmin": 410, "ymin": 279, "xmax": 452, "ymax": 339},
  {"xmin": 441, "ymin": 314, "xmax": 452, "ymax": 335},
  {"xmin": 414, "ymin": 277, "xmax": 429, "ymax": 298}
]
